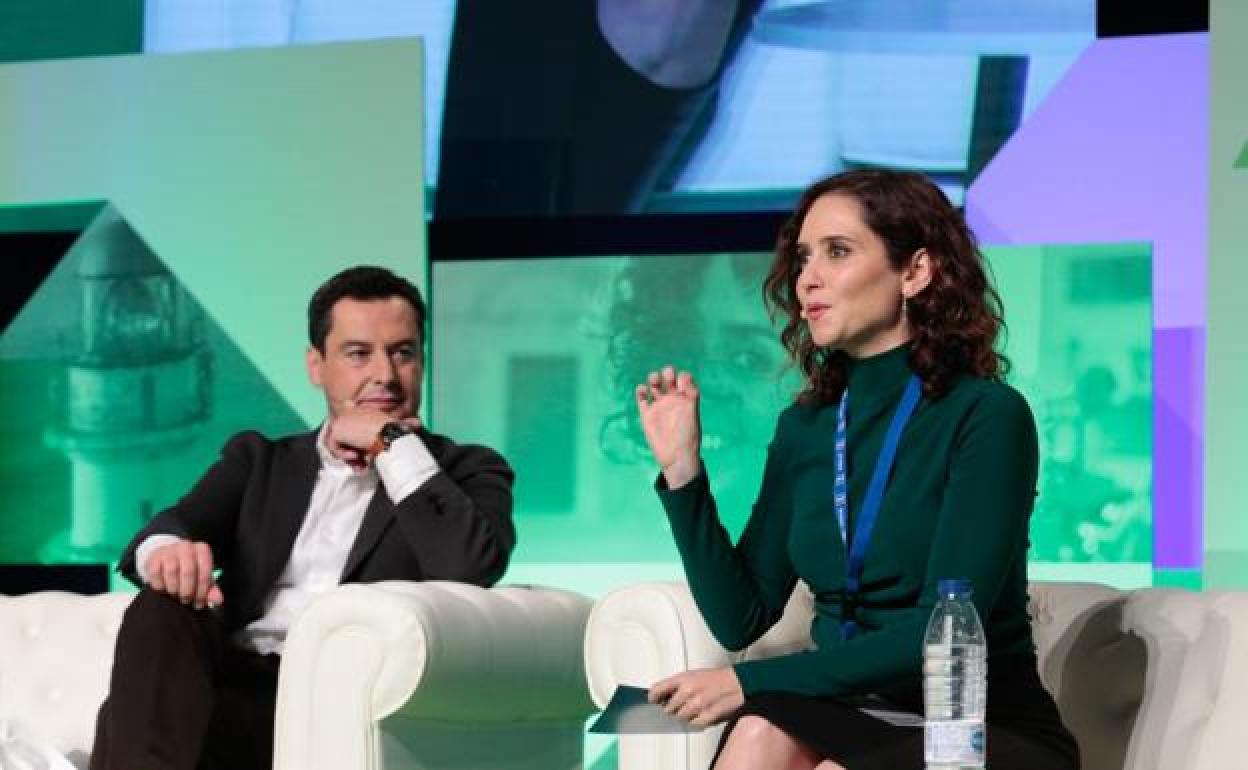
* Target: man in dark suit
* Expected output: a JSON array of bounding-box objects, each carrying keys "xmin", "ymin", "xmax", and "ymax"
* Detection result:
[{"xmin": 89, "ymin": 266, "xmax": 515, "ymax": 770}]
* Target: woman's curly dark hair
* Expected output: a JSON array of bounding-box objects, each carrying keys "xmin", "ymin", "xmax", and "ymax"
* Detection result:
[{"xmin": 763, "ymin": 169, "xmax": 1008, "ymax": 405}]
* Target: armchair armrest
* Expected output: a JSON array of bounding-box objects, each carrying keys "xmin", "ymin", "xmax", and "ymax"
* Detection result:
[
  {"xmin": 584, "ymin": 581, "xmax": 814, "ymax": 770},
  {"xmin": 1155, "ymin": 592, "xmax": 1248, "ymax": 770},
  {"xmin": 584, "ymin": 581, "xmax": 813, "ymax": 706},
  {"xmin": 274, "ymin": 581, "xmax": 594, "ymax": 770},
  {"xmin": 584, "ymin": 582, "xmax": 730, "ymax": 707}
]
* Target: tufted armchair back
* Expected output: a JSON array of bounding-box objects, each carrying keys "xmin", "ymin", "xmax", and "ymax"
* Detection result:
[{"xmin": 0, "ymin": 591, "xmax": 132, "ymax": 769}]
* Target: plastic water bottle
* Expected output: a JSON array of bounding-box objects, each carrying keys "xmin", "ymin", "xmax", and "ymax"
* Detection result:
[{"xmin": 923, "ymin": 578, "xmax": 987, "ymax": 769}]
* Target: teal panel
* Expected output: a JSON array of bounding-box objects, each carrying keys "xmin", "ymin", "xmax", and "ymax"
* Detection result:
[
  {"xmin": 1209, "ymin": 0, "xmax": 1248, "ymax": 587},
  {"xmin": 0, "ymin": 0, "xmax": 142, "ymax": 63},
  {"xmin": 988, "ymin": 242, "xmax": 1153, "ymax": 564},
  {"xmin": 1152, "ymin": 568, "xmax": 1202, "ymax": 590}
]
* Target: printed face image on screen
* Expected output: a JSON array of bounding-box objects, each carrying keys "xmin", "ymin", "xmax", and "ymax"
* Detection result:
[
  {"xmin": 432, "ymin": 243, "xmax": 1151, "ymax": 578},
  {"xmin": 433, "ymin": 252, "xmax": 796, "ymax": 565}
]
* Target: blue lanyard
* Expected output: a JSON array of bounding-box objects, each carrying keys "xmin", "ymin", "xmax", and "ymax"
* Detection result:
[{"xmin": 834, "ymin": 374, "xmax": 922, "ymax": 639}]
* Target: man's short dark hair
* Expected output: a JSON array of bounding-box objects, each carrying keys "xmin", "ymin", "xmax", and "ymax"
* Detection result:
[{"xmin": 308, "ymin": 266, "xmax": 427, "ymax": 352}]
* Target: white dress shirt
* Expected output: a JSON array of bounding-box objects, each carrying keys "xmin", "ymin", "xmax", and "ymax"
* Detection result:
[{"xmin": 135, "ymin": 423, "xmax": 439, "ymax": 654}]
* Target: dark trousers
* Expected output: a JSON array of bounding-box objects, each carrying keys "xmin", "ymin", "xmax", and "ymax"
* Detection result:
[{"xmin": 90, "ymin": 590, "xmax": 281, "ymax": 770}]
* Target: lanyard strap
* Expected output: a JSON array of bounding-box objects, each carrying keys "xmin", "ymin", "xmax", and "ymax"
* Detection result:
[{"xmin": 834, "ymin": 374, "xmax": 922, "ymax": 639}]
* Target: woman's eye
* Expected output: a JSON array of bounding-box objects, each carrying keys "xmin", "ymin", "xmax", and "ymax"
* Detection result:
[{"xmin": 730, "ymin": 348, "xmax": 770, "ymax": 372}]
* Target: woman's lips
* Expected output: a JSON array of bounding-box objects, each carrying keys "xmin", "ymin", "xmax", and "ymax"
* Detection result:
[{"xmin": 805, "ymin": 304, "xmax": 829, "ymax": 321}]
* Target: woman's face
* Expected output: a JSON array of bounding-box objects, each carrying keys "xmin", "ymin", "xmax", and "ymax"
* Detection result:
[{"xmin": 795, "ymin": 193, "xmax": 913, "ymax": 357}]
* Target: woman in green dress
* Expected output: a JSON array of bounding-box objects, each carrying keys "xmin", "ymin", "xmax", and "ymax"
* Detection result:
[{"xmin": 634, "ymin": 170, "xmax": 1079, "ymax": 769}]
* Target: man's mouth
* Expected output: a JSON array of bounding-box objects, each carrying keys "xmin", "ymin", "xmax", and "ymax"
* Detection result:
[{"xmin": 357, "ymin": 395, "xmax": 403, "ymax": 411}]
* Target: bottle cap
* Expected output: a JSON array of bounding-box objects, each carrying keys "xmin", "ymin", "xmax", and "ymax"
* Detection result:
[{"xmin": 937, "ymin": 578, "xmax": 972, "ymax": 597}]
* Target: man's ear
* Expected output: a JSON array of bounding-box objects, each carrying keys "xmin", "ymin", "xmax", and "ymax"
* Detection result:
[
  {"xmin": 902, "ymin": 248, "xmax": 934, "ymax": 299},
  {"xmin": 306, "ymin": 345, "xmax": 324, "ymax": 387}
]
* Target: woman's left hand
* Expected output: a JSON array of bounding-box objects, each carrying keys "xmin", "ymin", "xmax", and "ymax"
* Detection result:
[{"xmin": 649, "ymin": 667, "xmax": 745, "ymax": 728}]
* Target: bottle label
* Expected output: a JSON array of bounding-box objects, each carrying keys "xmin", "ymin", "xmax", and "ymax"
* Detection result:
[{"xmin": 924, "ymin": 719, "xmax": 985, "ymax": 765}]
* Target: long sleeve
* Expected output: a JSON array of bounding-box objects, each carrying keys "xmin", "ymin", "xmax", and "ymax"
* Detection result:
[
  {"xmin": 117, "ymin": 431, "xmax": 260, "ymax": 586},
  {"xmin": 374, "ymin": 432, "xmax": 440, "ymax": 502},
  {"xmin": 732, "ymin": 385, "xmax": 1039, "ymax": 697},
  {"xmin": 388, "ymin": 438, "xmax": 516, "ymax": 587},
  {"xmin": 657, "ymin": 415, "xmax": 798, "ymax": 651}
]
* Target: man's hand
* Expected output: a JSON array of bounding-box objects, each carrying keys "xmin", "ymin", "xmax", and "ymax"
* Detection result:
[
  {"xmin": 326, "ymin": 401, "xmax": 421, "ymax": 468},
  {"xmin": 145, "ymin": 540, "xmax": 223, "ymax": 609},
  {"xmin": 649, "ymin": 666, "xmax": 745, "ymax": 728}
]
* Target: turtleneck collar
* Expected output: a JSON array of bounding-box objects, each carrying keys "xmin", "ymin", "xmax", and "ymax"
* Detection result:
[{"xmin": 844, "ymin": 343, "xmax": 913, "ymax": 402}]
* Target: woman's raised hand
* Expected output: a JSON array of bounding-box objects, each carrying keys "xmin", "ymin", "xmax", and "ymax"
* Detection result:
[{"xmin": 635, "ymin": 365, "xmax": 703, "ymax": 489}]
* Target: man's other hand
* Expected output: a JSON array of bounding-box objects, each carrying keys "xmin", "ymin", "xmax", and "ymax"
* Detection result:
[{"xmin": 145, "ymin": 540, "xmax": 223, "ymax": 609}]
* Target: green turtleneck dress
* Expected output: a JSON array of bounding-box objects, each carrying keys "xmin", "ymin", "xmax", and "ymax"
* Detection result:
[{"xmin": 657, "ymin": 344, "xmax": 1043, "ymax": 701}]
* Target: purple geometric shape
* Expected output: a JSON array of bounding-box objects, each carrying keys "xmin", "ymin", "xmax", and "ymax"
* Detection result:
[
  {"xmin": 1154, "ymin": 328, "xmax": 1203, "ymax": 568},
  {"xmin": 966, "ymin": 33, "xmax": 1208, "ymax": 570}
]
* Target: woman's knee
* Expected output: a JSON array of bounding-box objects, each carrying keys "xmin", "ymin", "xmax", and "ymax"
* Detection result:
[
  {"xmin": 717, "ymin": 715, "xmax": 828, "ymax": 770},
  {"xmin": 733, "ymin": 716, "xmax": 784, "ymax": 740},
  {"xmin": 726, "ymin": 715, "xmax": 804, "ymax": 754}
]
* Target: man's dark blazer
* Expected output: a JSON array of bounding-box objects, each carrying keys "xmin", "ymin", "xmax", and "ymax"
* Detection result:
[{"xmin": 118, "ymin": 427, "xmax": 515, "ymax": 634}]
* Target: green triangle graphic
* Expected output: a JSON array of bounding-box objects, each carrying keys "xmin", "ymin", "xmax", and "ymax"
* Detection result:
[
  {"xmin": 1235, "ymin": 140, "xmax": 1248, "ymax": 169},
  {"xmin": 0, "ymin": 204, "xmax": 305, "ymax": 563}
]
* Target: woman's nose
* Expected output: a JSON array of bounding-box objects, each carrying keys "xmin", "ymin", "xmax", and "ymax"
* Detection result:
[{"xmin": 797, "ymin": 260, "xmax": 821, "ymax": 292}]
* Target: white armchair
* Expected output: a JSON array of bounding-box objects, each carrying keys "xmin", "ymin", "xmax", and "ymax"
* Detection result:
[
  {"xmin": 584, "ymin": 581, "xmax": 1248, "ymax": 770},
  {"xmin": 0, "ymin": 581, "xmax": 595, "ymax": 770}
]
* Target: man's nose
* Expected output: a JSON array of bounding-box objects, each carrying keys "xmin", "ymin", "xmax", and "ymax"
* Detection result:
[{"xmin": 368, "ymin": 352, "xmax": 397, "ymax": 383}]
